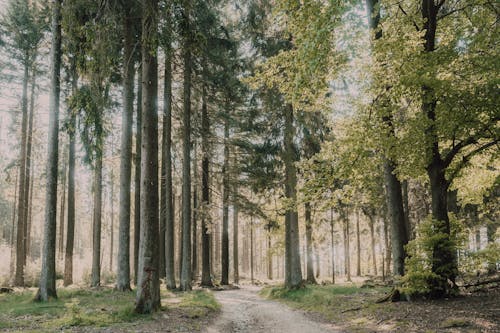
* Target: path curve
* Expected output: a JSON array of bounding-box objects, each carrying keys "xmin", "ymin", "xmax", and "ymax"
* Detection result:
[{"xmin": 203, "ymin": 286, "xmax": 340, "ymax": 333}]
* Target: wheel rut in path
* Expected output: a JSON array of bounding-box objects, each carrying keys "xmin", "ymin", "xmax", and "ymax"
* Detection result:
[{"xmin": 203, "ymin": 286, "xmax": 340, "ymax": 333}]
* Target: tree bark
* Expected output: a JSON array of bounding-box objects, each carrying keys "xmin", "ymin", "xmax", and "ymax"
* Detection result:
[
  {"xmin": 267, "ymin": 232, "xmax": 272, "ymax": 280},
  {"xmin": 109, "ymin": 168, "xmax": 115, "ymax": 272},
  {"xmin": 36, "ymin": 0, "xmax": 62, "ymax": 301},
  {"xmin": 192, "ymin": 143, "xmax": 198, "ymax": 280},
  {"xmin": 250, "ymin": 217, "xmax": 254, "ymax": 284},
  {"xmin": 135, "ymin": 0, "xmax": 160, "ymax": 313},
  {"xmin": 180, "ymin": 0, "xmax": 192, "ymax": 291},
  {"xmin": 368, "ymin": 214, "xmax": 377, "ymax": 276},
  {"xmin": 233, "ymin": 191, "xmax": 239, "ymax": 284},
  {"xmin": 163, "ymin": 21, "xmax": 175, "ymax": 289},
  {"xmin": 221, "ymin": 118, "xmax": 230, "ymax": 285},
  {"xmin": 64, "ymin": 65, "xmax": 77, "ymax": 286},
  {"xmin": 330, "ymin": 208, "xmax": 335, "ymax": 284},
  {"xmin": 58, "ymin": 151, "xmax": 67, "ymax": 261},
  {"xmin": 91, "ymin": 155, "xmax": 103, "ymax": 288},
  {"xmin": 283, "ymin": 104, "xmax": 302, "ymax": 289},
  {"xmin": 134, "ymin": 61, "xmax": 142, "ymax": 286},
  {"xmin": 305, "ymin": 202, "xmax": 316, "ymax": 284},
  {"xmin": 116, "ymin": 6, "xmax": 135, "ymax": 291},
  {"xmin": 356, "ymin": 210, "xmax": 361, "ymax": 276}
]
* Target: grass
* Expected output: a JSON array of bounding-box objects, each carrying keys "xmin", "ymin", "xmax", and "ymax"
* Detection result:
[{"xmin": 0, "ymin": 287, "xmax": 219, "ymax": 332}]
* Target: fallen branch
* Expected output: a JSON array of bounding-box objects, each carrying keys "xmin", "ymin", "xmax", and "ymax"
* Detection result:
[
  {"xmin": 460, "ymin": 277, "xmax": 500, "ymax": 289},
  {"xmin": 341, "ymin": 306, "xmax": 362, "ymax": 313}
]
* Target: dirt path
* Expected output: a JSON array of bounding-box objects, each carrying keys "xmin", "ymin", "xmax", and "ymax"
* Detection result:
[{"xmin": 203, "ymin": 286, "xmax": 339, "ymax": 333}]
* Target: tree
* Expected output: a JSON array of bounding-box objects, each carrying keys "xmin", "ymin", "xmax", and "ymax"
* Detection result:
[
  {"xmin": 135, "ymin": 0, "xmax": 160, "ymax": 313},
  {"xmin": 35, "ymin": 0, "xmax": 62, "ymax": 302}
]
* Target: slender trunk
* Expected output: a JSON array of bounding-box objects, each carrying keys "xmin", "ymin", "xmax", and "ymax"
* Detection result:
[
  {"xmin": 64, "ymin": 65, "xmax": 77, "ymax": 286},
  {"xmin": 330, "ymin": 208, "xmax": 335, "ymax": 284},
  {"xmin": 402, "ymin": 180, "xmax": 411, "ymax": 240},
  {"xmin": 305, "ymin": 202, "xmax": 316, "ymax": 284},
  {"xmin": 192, "ymin": 143, "xmax": 198, "ymax": 280},
  {"xmin": 91, "ymin": 156, "xmax": 103, "ymax": 288},
  {"xmin": 250, "ymin": 217, "xmax": 254, "ymax": 284},
  {"xmin": 26, "ymin": 166, "xmax": 34, "ymax": 258},
  {"xmin": 315, "ymin": 244, "xmax": 320, "ymax": 278},
  {"xmin": 368, "ymin": 215, "xmax": 377, "ymax": 276},
  {"xmin": 221, "ymin": 118, "xmax": 230, "ymax": 285},
  {"xmin": 10, "ymin": 172, "xmax": 18, "ymax": 278},
  {"xmin": 36, "ymin": 0, "xmax": 62, "ymax": 300},
  {"xmin": 342, "ymin": 209, "xmax": 351, "ymax": 282},
  {"xmin": 134, "ymin": 62, "xmax": 142, "ymax": 286},
  {"xmin": 233, "ymin": 190, "xmax": 239, "ymax": 284},
  {"xmin": 284, "ymin": 104, "xmax": 302, "ymax": 289},
  {"xmin": 58, "ymin": 152, "xmax": 67, "ymax": 261},
  {"xmin": 200, "ymin": 80, "xmax": 212, "ymax": 287},
  {"xmin": 356, "ymin": 210, "xmax": 361, "ymax": 276},
  {"xmin": 163, "ymin": 23, "xmax": 175, "ymax": 289},
  {"xmin": 14, "ymin": 61, "xmax": 29, "ymax": 287},
  {"xmin": 180, "ymin": 2, "xmax": 192, "ymax": 290},
  {"xmin": 109, "ymin": 169, "xmax": 114, "ymax": 272},
  {"xmin": 135, "ymin": 0, "xmax": 161, "ymax": 313},
  {"xmin": 267, "ymin": 232, "xmax": 272, "ymax": 280},
  {"xmin": 383, "ymin": 216, "xmax": 390, "ymax": 278},
  {"xmin": 116, "ymin": 8, "xmax": 135, "ymax": 291}
]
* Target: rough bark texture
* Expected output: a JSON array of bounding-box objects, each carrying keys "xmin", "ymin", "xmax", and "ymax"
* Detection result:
[
  {"xmin": 116, "ymin": 7, "xmax": 135, "ymax": 292},
  {"xmin": 180, "ymin": 1, "xmax": 192, "ymax": 291},
  {"xmin": 305, "ymin": 202, "xmax": 316, "ymax": 284},
  {"xmin": 283, "ymin": 104, "xmax": 302, "ymax": 289},
  {"xmin": 200, "ymin": 81, "xmax": 213, "ymax": 287},
  {"xmin": 36, "ymin": 0, "xmax": 61, "ymax": 301},
  {"xmin": 91, "ymin": 156, "xmax": 103, "ymax": 288},
  {"xmin": 163, "ymin": 23, "xmax": 175, "ymax": 290},
  {"xmin": 221, "ymin": 119, "xmax": 230, "ymax": 285},
  {"xmin": 134, "ymin": 62, "xmax": 142, "ymax": 286},
  {"xmin": 14, "ymin": 61, "xmax": 29, "ymax": 287},
  {"xmin": 135, "ymin": 0, "xmax": 160, "ymax": 313}
]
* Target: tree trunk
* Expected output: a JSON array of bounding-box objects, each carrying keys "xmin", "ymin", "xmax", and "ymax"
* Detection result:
[
  {"xmin": 58, "ymin": 151, "xmax": 67, "ymax": 261},
  {"xmin": 26, "ymin": 166, "xmax": 34, "ymax": 258},
  {"xmin": 305, "ymin": 202, "xmax": 316, "ymax": 284},
  {"xmin": 233, "ymin": 196, "xmax": 239, "ymax": 284},
  {"xmin": 109, "ymin": 168, "xmax": 115, "ymax": 272},
  {"xmin": 162, "ymin": 21, "xmax": 175, "ymax": 289},
  {"xmin": 91, "ymin": 156, "xmax": 103, "ymax": 288},
  {"xmin": 330, "ymin": 208, "xmax": 335, "ymax": 284},
  {"xmin": 180, "ymin": 2, "xmax": 192, "ymax": 291},
  {"xmin": 192, "ymin": 143, "xmax": 198, "ymax": 280},
  {"xmin": 221, "ymin": 118, "xmax": 230, "ymax": 285},
  {"xmin": 116, "ymin": 7, "xmax": 135, "ymax": 291},
  {"xmin": 134, "ymin": 59, "xmax": 142, "ymax": 287},
  {"xmin": 342, "ymin": 209, "xmax": 351, "ymax": 282},
  {"xmin": 250, "ymin": 217, "xmax": 254, "ymax": 284},
  {"xmin": 14, "ymin": 61, "xmax": 29, "ymax": 287},
  {"xmin": 36, "ymin": 0, "xmax": 62, "ymax": 301},
  {"xmin": 283, "ymin": 104, "xmax": 302, "ymax": 289},
  {"xmin": 267, "ymin": 232, "xmax": 272, "ymax": 280},
  {"xmin": 368, "ymin": 215, "xmax": 377, "ymax": 276},
  {"xmin": 200, "ymin": 80, "xmax": 213, "ymax": 287},
  {"xmin": 135, "ymin": 0, "xmax": 161, "ymax": 313},
  {"xmin": 356, "ymin": 210, "xmax": 361, "ymax": 276},
  {"xmin": 383, "ymin": 216, "xmax": 391, "ymax": 278},
  {"xmin": 10, "ymin": 172, "xmax": 18, "ymax": 278}
]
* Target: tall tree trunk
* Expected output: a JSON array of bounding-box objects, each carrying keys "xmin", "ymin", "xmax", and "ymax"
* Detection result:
[
  {"xmin": 330, "ymin": 208, "xmax": 335, "ymax": 284},
  {"xmin": 200, "ymin": 80, "xmax": 212, "ymax": 287},
  {"xmin": 342, "ymin": 209, "xmax": 351, "ymax": 282},
  {"xmin": 36, "ymin": 0, "xmax": 62, "ymax": 301},
  {"xmin": 134, "ymin": 62, "xmax": 142, "ymax": 286},
  {"xmin": 305, "ymin": 202, "xmax": 316, "ymax": 284},
  {"xmin": 356, "ymin": 210, "xmax": 361, "ymax": 276},
  {"xmin": 267, "ymin": 232, "xmax": 272, "ymax": 280},
  {"xmin": 135, "ymin": 0, "xmax": 160, "ymax": 313},
  {"xmin": 250, "ymin": 217, "xmax": 254, "ymax": 284},
  {"xmin": 315, "ymin": 244, "xmax": 320, "ymax": 278},
  {"xmin": 233, "ymin": 190, "xmax": 239, "ymax": 284},
  {"xmin": 221, "ymin": 118, "xmax": 230, "ymax": 285},
  {"xmin": 180, "ymin": 0, "xmax": 192, "ymax": 291},
  {"xmin": 10, "ymin": 172, "xmax": 18, "ymax": 278},
  {"xmin": 14, "ymin": 61, "xmax": 29, "ymax": 287},
  {"xmin": 64, "ymin": 65, "xmax": 77, "ymax": 286},
  {"xmin": 116, "ymin": 6, "xmax": 135, "ymax": 291},
  {"xmin": 163, "ymin": 20, "xmax": 175, "ymax": 289},
  {"xmin": 109, "ymin": 168, "xmax": 114, "ymax": 272},
  {"xmin": 26, "ymin": 166, "xmax": 34, "ymax": 258},
  {"xmin": 383, "ymin": 217, "xmax": 391, "ymax": 278},
  {"xmin": 192, "ymin": 143, "xmax": 198, "ymax": 280},
  {"xmin": 58, "ymin": 151, "xmax": 67, "ymax": 261},
  {"xmin": 23, "ymin": 67, "xmax": 36, "ymax": 265},
  {"xmin": 91, "ymin": 156, "xmax": 103, "ymax": 288},
  {"xmin": 283, "ymin": 104, "xmax": 302, "ymax": 289}
]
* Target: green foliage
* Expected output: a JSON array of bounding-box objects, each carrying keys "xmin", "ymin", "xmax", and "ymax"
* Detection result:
[
  {"xmin": 460, "ymin": 242, "xmax": 500, "ymax": 275},
  {"xmin": 403, "ymin": 215, "xmax": 466, "ymax": 297}
]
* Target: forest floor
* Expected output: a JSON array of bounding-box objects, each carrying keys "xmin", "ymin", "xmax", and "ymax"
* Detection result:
[
  {"xmin": 0, "ymin": 286, "xmax": 219, "ymax": 332},
  {"xmin": 257, "ymin": 281, "xmax": 500, "ymax": 333}
]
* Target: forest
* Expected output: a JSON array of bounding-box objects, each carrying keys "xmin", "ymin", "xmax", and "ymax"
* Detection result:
[{"xmin": 0, "ymin": 0, "xmax": 498, "ymax": 332}]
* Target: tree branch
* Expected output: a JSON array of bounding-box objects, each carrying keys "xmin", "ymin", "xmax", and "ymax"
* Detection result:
[{"xmin": 448, "ymin": 139, "xmax": 500, "ymax": 181}]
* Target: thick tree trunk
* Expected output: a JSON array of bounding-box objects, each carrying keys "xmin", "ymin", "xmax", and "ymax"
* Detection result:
[
  {"xmin": 200, "ymin": 81, "xmax": 213, "ymax": 287},
  {"xmin": 305, "ymin": 202, "xmax": 316, "ymax": 284},
  {"xmin": 163, "ymin": 28, "xmax": 175, "ymax": 289},
  {"xmin": 91, "ymin": 156, "xmax": 103, "ymax": 288},
  {"xmin": 14, "ymin": 61, "xmax": 29, "ymax": 287},
  {"xmin": 116, "ymin": 8, "xmax": 135, "ymax": 292},
  {"xmin": 36, "ymin": 0, "xmax": 62, "ymax": 301},
  {"xmin": 283, "ymin": 104, "xmax": 302, "ymax": 289},
  {"xmin": 134, "ymin": 61, "xmax": 142, "ymax": 286},
  {"xmin": 135, "ymin": 0, "xmax": 160, "ymax": 313},
  {"xmin": 221, "ymin": 118, "xmax": 230, "ymax": 285},
  {"xmin": 180, "ymin": 3, "xmax": 192, "ymax": 291}
]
